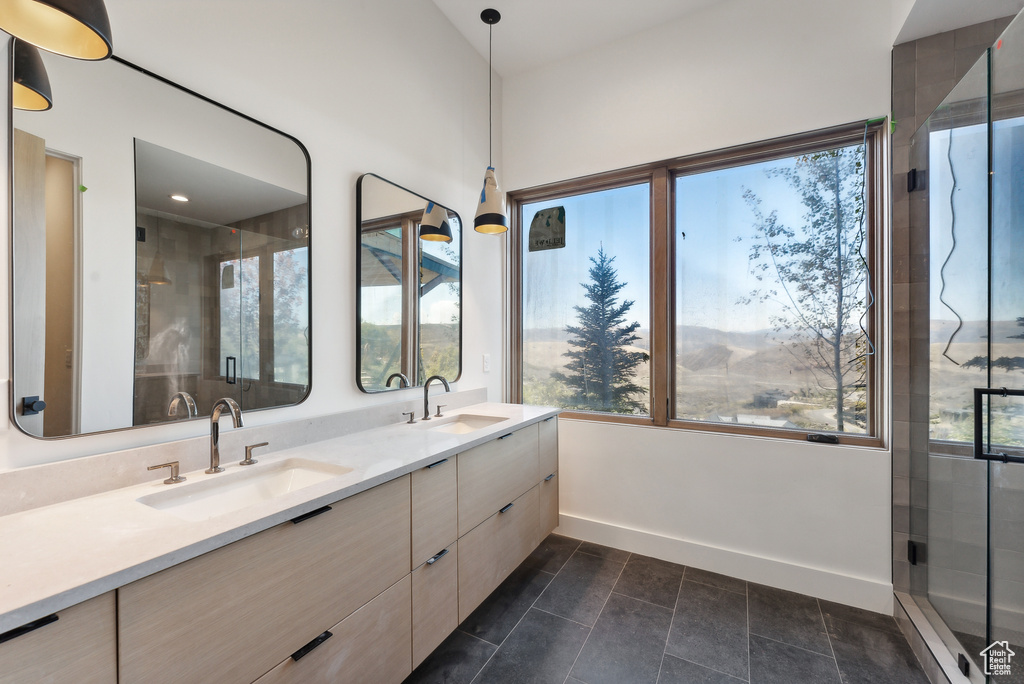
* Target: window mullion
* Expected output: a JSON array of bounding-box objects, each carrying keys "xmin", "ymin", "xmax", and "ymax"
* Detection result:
[{"xmin": 651, "ymin": 168, "xmax": 671, "ymax": 427}]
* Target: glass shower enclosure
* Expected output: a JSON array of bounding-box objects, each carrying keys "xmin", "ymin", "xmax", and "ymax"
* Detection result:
[{"xmin": 908, "ymin": 13, "xmax": 1024, "ymax": 683}]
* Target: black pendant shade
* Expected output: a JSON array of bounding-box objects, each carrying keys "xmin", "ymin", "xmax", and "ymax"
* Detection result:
[
  {"xmin": 12, "ymin": 39, "xmax": 52, "ymax": 111},
  {"xmin": 0, "ymin": 0, "xmax": 113, "ymax": 60}
]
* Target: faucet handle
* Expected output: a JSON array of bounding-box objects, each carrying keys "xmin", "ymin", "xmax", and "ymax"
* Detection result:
[
  {"xmin": 241, "ymin": 442, "xmax": 269, "ymax": 466},
  {"xmin": 435, "ymin": 404, "xmax": 446, "ymax": 418},
  {"xmin": 402, "ymin": 411, "xmax": 416, "ymax": 424},
  {"xmin": 148, "ymin": 461, "xmax": 186, "ymax": 485}
]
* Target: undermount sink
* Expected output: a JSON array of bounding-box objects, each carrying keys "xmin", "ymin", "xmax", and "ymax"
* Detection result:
[
  {"xmin": 420, "ymin": 413, "xmax": 507, "ymax": 434},
  {"xmin": 137, "ymin": 458, "xmax": 353, "ymax": 521}
]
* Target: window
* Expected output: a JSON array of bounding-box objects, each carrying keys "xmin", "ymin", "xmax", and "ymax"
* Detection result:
[
  {"xmin": 219, "ymin": 256, "xmax": 260, "ymax": 381},
  {"xmin": 511, "ymin": 122, "xmax": 884, "ymax": 444},
  {"xmin": 215, "ymin": 243, "xmax": 310, "ymax": 388},
  {"xmin": 521, "ymin": 183, "xmax": 651, "ymax": 415}
]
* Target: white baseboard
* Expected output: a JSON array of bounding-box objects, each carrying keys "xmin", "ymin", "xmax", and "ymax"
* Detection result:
[{"xmin": 556, "ymin": 513, "xmax": 894, "ymax": 614}]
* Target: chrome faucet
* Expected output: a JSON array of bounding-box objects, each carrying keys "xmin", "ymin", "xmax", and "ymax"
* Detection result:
[
  {"xmin": 386, "ymin": 372, "xmax": 411, "ymax": 388},
  {"xmin": 208, "ymin": 397, "xmax": 243, "ymax": 474},
  {"xmin": 167, "ymin": 391, "xmax": 198, "ymax": 419},
  {"xmin": 422, "ymin": 375, "xmax": 450, "ymax": 421}
]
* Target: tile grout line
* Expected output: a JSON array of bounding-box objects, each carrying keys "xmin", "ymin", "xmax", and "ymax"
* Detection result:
[
  {"xmin": 609, "ymin": 589, "xmax": 677, "ymax": 612},
  {"xmin": 746, "ymin": 578, "xmax": 752, "ymax": 684},
  {"xmin": 749, "ymin": 631, "xmax": 842, "ymax": 660},
  {"xmin": 531, "ymin": 606, "xmax": 598, "ymax": 630},
  {"xmin": 817, "ymin": 597, "xmax": 845, "ymax": 682},
  {"xmin": 559, "ymin": 551, "xmax": 632, "ymax": 684},
  {"xmin": 656, "ymin": 564, "xmax": 687, "ymax": 684},
  {"xmin": 467, "ymin": 541, "xmax": 581, "ymax": 684}
]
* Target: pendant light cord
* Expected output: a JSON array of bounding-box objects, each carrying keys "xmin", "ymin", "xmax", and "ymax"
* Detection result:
[{"xmin": 488, "ymin": 23, "xmax": 493, "ymax": 168}]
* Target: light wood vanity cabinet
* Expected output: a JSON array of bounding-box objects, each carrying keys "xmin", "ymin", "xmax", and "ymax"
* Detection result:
[
  {"xmin": 411, "ymin": 456, "xmax": 458, "ymax": 569},
  {"xmin": 539, "ymin": 416, "xmax": 558, "ymax": 480},
  {"xmin": 457, "ymin": 423, "xmax": 540, "ymax": 535},
  {"xmin": 411, "ymin": 541, "xmax": 459, "ymax": 667},
  {"xmin": 118, "ymin": 475, "xmax": 411, "ymax": 684},
  {"xmin": 458, "ymin": 485, "xmax": 541, "ymax": 622},
  {"xmin": 0, "ymin": 592, "xmax": 117, "ymax": 684},
  {"xmin": 2, "ymin": 415, "xmax": 558, "ymax": 684},
  {"xmin": 253, "ymin": 576, "xmax": 412, "ymax": 684}
]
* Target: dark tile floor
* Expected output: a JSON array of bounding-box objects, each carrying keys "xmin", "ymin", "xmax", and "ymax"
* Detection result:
[{"xmin": 404, "ymin": 534, "xmax": 931, "ymax": 684}]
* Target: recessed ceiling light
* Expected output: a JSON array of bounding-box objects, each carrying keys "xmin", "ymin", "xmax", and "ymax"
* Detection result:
[{"xmin": 170, "ymin": 194, "xmax": 189, "ymax": 202}]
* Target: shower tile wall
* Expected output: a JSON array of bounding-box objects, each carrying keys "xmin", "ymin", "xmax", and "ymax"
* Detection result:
[{"xmin": 890, "ymin": 16, "xmax": 1013, "ymax": 595}]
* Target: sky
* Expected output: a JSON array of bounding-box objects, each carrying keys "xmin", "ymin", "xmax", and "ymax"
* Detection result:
[
  {"xmin": 521, "ymin": 145, "xmax": 871, "ymax": 335},
  {"xmin": 928, "ymin": 117, "xmax": 1024, "ymax": 325}
]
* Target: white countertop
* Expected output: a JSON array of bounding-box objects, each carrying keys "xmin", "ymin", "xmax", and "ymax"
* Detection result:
[{"xmin": 0, "ymin": 402, "xmax": 558, "ymax": 634}]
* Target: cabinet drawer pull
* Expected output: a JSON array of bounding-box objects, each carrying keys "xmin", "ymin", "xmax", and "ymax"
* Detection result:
[
  {"xmin": 290, "ymin": 505, "xmax": 332, "ymax": 525},
  {"xmin": 544, "ymin": 416, "xmax": 555, "ymax": 421},
  {"xmin": 426, "ymin": 548, "xmax": 450, "ymax": 565},
  {"xmin": 0, "ymin": 614, "xmax": 58, "ymax": 645},
  {"xmin": 426, "ymin": 458, "xmax": 449, "ymax": 469},
  {"xmin": 544, "ymin": 473, "xmax": 556, "ymax": 482},
  {"xmin": 499, "ymin": 502, "xmax": 514, "ymax": 514},
  {"xmin": 498, "ymin": 432, "xmax": 514, "ymax": 440},
  {"xmin": 290, "ymin": 630, "xmax": 333, "ymax": 661}
]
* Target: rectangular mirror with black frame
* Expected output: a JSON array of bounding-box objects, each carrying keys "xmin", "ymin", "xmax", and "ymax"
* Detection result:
[
  {"xmin": 10, "ymin": 46, "xmax": 311, "ymax": 438},
  {"xmin": 356, "ymin": 173, "xmax": 461, "ymax": 392}
]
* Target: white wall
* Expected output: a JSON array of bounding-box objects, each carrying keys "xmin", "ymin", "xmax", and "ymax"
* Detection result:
[
  {"xmin": 503, "ymin": 0, "xmax": 895, "ymax": 611},
  {"xmin": 0, "ymin": 0, "xmax": 505, "ymax": 468}
]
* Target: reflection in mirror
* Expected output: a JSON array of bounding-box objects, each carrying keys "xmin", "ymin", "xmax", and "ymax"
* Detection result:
[
  {"xmin": 11, "ymin": 50, "xmax": 310, "ymax": 438},
  {"xmin": 357, "ymin": 174, "xmax": 461, "ymax": 392}
]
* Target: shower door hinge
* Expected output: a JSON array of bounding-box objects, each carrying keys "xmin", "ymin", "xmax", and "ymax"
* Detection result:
[
  {"xmin": 907, "ymin": 168, "xmax": 926, "ymax": 192},
  {"xmin": 907, "ymin": 540, "xmax": 924, "ymax": 566}
]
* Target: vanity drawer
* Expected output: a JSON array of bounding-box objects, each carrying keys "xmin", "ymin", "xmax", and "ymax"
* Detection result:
[
  {"xmin": 118, "ymin": 476, "xmax": 411, "ymax": 684},
  {"xmin": 253, "ymin": 575, "xmax": 412, "ymax": 684},
  {"xmin": 458, "ymin": 485, "xmax": 539, "ymax": 622},
  {"xmin": 538, "ymin": 416, "xmax": 558, "ymax": 481},
  {"xmin": 458, "ymin": 424, "xmax": 539, "ymax": 535},
  {"xmin": 412, "ymin": 542, "xmax": 459, "ymax": 668},
  {"xmin": 540, "ymin": 470, "xmax": 559, "ymax": 537},
  {"xmin": 0, "ymin": 592, "xmax": 117, "ymax": 684},
  {"xmin": 412, "ymin": 456, "xmax": 458, "ymax": 569}
]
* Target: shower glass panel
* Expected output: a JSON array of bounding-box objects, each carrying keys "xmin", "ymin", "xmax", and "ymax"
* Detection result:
[
  {"xmin": 988, "ymin": 20, "xmax": 1024, "ymax": 679},
  {"xmin": 909, "ymin": 13, "xmax": 1024, "ymax": 682}
]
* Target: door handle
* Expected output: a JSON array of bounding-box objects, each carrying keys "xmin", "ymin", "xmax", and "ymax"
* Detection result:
[{"xmin": 973, "ymin": 387, "xmax": 1024, "ymax": 464}]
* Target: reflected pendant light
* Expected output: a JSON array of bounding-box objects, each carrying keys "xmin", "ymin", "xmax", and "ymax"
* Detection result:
[
  {"xmin": 0, "ymin": 0, "xmax": 113, "ymax": 60},
  {"xmin": 146, "ymin": 227, "xmax": 172, "ymax": 286},
  {"xmin": 420, "ymin": 201, "xmax": 453, "ymax": 243},
  {"xmin": 12, "ymin": 39, "xmax": 52, "ymax": 111},
  {"xmin": 474, "ymin": 8, "xmax": 508, "ymax": 234},
  {"xmin": 147, "ymin": 251, "xmax": 171, "ymax": 286}
]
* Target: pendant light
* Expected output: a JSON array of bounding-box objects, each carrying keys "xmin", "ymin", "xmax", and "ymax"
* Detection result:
[
  {"xmin": 146, "ymin": 227, "xmax": 172, "ymax": 286},
  {"xmin": 474, "ymin": 8, "xmax": 508, "ymax": 235},
  {"xmin": 420, "ymin": 201, "xmax": 453, "ymax": 243},
  {"xmin": 12, "ymin": 39, "xmax": 52, "ymax": 111},
  {"xmin": 0, "ymin": 0, "xmax": 113, "ymax": 61},
  {"xmin": 147, "ymin": 251, "xmax": 171, "ymax": 286}
]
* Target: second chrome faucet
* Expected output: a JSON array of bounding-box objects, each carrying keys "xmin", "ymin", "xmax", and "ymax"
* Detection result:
[
  {"xmin": 422, "ymin": 376, "xmax": 450, "ymax": 421},
  {"xmin": 209, "ymin": 397, "xmax": 243, "ymax": 473}
]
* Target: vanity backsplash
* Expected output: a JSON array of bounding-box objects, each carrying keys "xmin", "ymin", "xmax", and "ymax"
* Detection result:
[{"xmin": 0, "ymin": 388, "xmax": 487, "ymax": 517}]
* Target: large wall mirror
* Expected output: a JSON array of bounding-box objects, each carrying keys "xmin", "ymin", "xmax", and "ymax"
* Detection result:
[
  {"xmin": 356, "ymin": 174, "xmax": 461, "ymax": 392},
  {"xmin": 11, "ymin": 48, "xmax": 311, "ymax": 438}
]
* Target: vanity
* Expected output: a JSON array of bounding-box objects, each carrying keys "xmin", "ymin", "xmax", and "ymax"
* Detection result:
[
  {"xmin": 2, "ymin": 27, "xmax": 530, "ymax": 684},
  {"xmin": 0, "ymin": 403, "xmax": 559, "ymax": 683}
]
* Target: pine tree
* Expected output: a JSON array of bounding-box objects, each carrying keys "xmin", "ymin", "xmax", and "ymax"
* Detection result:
[{"xmin": 553, "ymin": 248, "xmax": 649, "ymax": 413}]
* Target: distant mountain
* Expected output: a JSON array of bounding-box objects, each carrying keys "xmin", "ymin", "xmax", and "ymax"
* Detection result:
[{"xmin": 930, "ymin": 319, "xmax": 1023, "ymax": 343}]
